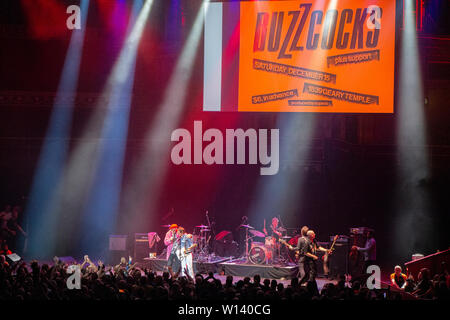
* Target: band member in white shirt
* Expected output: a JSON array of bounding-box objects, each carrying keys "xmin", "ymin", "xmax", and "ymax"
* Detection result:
[{"xmin": 178, "ymin": 227, "xmax": 195, "ymax": 279}]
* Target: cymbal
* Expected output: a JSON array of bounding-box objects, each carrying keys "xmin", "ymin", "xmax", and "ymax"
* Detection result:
[
  {"xmin": 239, "ymin": 224, "xmax": 254, "ymax": 229},
  {"xmin": 282, "ymin": 236, "xmax": 291, "ymax": 239},
  {"xmin": 195, "ymin": 225, "xmax": 209, "ymax": 228},
  {"xmin": 161, "ymin": 225, "xmax": 171, "ymax": 228},
  {"xmin": 249, "ymin": 229, "xmax": 265, "ymax": 238},
  {"xmin": 200, "ymin": 229, "xmax": 210, "ymax": 232},
  {"xmin": 278, "ymin": 227, "xmax": 287, "ymax": 232}
]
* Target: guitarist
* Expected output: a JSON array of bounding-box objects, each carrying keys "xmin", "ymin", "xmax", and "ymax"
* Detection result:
[
  {"xmin": 285, "ymin": 226, "xmax": 310, "ymax": 285},
  {"xmin": 305, "ymin": 230, "xmax": 331, "ymax": 284},
  {"xmin": 166, "ymin": 224, "xmax": 181, "ymax": 278},
  {"xmin": 179, "ymin": 227, "xmax": 195, "ymax": 279}
]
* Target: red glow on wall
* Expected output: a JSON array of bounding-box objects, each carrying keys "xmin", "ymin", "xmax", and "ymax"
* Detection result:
[
  {"xmin": 20, "ymin": 0, "xmax": 68, "ymax": 39},
  {"xmin": 97, "ymin": 0, "xmax": 131, "ymax": 36}
]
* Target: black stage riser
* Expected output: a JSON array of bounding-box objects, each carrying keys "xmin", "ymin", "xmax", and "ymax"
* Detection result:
[{"xmin": 139, "ymin": 258, "xmax": 225, "ymax": 275}]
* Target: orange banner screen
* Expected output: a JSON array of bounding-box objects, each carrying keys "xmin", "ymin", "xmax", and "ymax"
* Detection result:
[{"xmin": 236, "ymin": 0, "xmax": 396, "ymax": 113}]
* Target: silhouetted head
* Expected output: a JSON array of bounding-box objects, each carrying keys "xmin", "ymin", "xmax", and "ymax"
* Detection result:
[{"xmin": 301, "ymin": 226, "xmax": 309, "ymax": 237}]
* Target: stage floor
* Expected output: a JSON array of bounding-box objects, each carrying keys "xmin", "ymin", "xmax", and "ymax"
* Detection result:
[
  {"xmin": 141, "ymin": 257, "xmax": 232, "ymax": 274},
  {"xmin": 141, "ymin": 258, "xmax": 298, "ymax": 280},
  {"xmin": 219, "ymin": 261, "xmax": 298, "ymax": 279},
  {"xmin": 139, "ymin": 258, "xmax": 336, "ymax": 290}
]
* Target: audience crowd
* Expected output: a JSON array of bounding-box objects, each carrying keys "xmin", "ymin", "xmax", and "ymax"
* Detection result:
[
  {"xmin": 0, "ymin": 255, "xmax": 448, "ymax": 301},
  {"xmin": 1, "ymin": 204, "xmax": 449, "ymax": 301}
]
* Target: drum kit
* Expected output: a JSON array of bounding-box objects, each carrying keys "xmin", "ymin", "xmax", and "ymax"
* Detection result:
[
  {"xmin": 162, "ymin": 219, "xmax": 295, "ymax": 265},
  {"xmin": 240, "ymin": 224, "xmax": 292, "ymax": 265},
  {"xmin": 193, "ymin": 224, "xmax": 211, "ymax": 262}
]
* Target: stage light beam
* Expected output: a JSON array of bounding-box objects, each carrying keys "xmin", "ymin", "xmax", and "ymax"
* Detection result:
[
  {"xmin": 394, "ymin": 0, "xmax": 431, "ymax": 260},
  {"xmin": 78, "ymin": 0, "xmax": 153, "ymax": 257},
  {"xmin": 120, "ymin": 2, "xmax": 205, "ymax": 233},
  {"xmin": 25, "ymin": 0, "xmax": 90, "ymax": 259},
  {"xmin": 31, "ymin": 0, "xmax": 152, "ymax": 258}
]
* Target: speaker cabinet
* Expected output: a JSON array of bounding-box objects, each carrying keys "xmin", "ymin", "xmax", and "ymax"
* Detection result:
[
  {"xmin": 109, "ymin": 235, "xmax": 128, "ymax": 265},
  {"xmin": 109, "ymin": 235, "xmax": 127, "ymax": 251},
  {"xmin": 328, "ymin": 242, "xmax": 349, "ymax": 277}
]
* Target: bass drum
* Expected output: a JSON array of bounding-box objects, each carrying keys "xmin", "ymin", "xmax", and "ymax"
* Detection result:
[{"xmin": 249, "ymin": 243, "xmax": 272, "ymax": 264}]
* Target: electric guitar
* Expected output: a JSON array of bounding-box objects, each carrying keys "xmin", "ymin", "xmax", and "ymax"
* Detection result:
[
  {"xmin": 177, "ymin": 244, "xmax": 198, "ymax": 260},
  {"xmin": 278, "ymin": 239, "xmax": 300, "ymax": 259},
  {"xmin": 184, "ymin": 243, "xmax": 197, "ymax": 255}
]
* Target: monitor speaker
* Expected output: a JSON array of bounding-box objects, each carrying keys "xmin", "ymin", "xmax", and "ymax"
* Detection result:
[{"xmin": 6, "ymin": 253, "xmax": 21, "ymax": 264}]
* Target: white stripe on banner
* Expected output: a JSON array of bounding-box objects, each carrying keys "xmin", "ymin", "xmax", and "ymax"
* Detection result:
[{"xmin": 203, "ymin": 2, "xmax": 222, "ymax": 112}]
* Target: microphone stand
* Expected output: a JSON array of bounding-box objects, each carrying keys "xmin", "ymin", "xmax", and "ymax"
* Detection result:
[
  {"xmin": 205, "ymin": 211, "xmax": 211, "ymax": 261},
  {"xmin": 277, "ymin": 215, "xmax": 285, "ymax": 264},
  {"xmin": 278, "ymin": 215, "xmax": 285, "ymax": 229}
]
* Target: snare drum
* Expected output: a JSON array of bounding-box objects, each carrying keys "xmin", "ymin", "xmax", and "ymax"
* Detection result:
[{"xmin": 265, "ymin": 236, "xmax": 276, "ymax": 248}]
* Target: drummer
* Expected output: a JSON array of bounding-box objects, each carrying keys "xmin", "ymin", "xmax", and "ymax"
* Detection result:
[
  {"xmin": 263, "ymin": 217, "xmax": 283, "ymax": 240},
  {"xmin": 263, "ymin": 217, "xmax": 285, "ymax": 264}
]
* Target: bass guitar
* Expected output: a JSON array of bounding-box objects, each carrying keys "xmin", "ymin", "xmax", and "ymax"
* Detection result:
[{"xmin": 322, "ymin": 235, "xmax": 339, "ymax": 260}]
